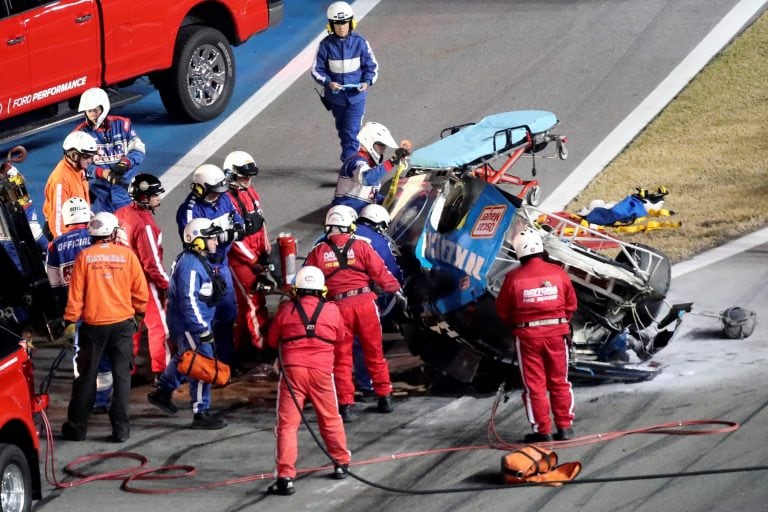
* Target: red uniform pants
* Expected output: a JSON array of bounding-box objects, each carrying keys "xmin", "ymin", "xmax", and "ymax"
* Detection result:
[
  {"xmin": 335, "ymin": 300, "xmax": 392, "ymax": 405},
  {"xmin": 275, "ymin": 366, "xmax": 350, "ymax": 478},
  {"xmin": 230, "ymin": 261, "xmax": 269, "ymax": 350},
  {"xmin": 133, "ymin": 282, "xmax": 169, "ymax": 373},
  {"xmin": 515, "ymin": 335, "xmax": 574, "ymax": 435}
]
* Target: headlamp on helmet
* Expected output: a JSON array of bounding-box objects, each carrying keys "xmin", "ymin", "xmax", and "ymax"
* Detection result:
[{"xmin": 129, "ymin": 174, "xmax": 165, "ymax": 208}]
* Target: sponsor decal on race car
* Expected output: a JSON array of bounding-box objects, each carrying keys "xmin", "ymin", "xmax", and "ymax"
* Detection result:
[
  {"xmin": 423, "ymin": 232, "xmax": 485, "ymax": 280},
  {"xmin": 471, "ymin": 205, "xmax": 506, "ymax": 238}
]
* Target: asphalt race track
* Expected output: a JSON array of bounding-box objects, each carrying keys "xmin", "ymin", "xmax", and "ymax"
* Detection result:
[{"xmin": 26, "ymin": 1, "xmax": 768, "ymax": 511}]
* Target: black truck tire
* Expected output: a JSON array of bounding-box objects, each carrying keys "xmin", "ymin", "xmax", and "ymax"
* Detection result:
[
  {"xmin": 0, "ymin": 443, "xmax": 32, "ymax": 512},
  {"xmin": 157, "ymin": 25, "xmax": 235, "ymax": 122}
]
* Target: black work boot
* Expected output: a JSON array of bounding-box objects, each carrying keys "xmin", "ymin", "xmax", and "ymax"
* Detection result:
[
  {"xmin": 523, "ymin": 432, "xmax": 553, "ymax": 443},
  {"xmin": 339, "ymin": 404, "xmax": 354, "ymax": 423},
  {"xmin": 190, "ymin": 410, "xmax": 227, "ymax": 430},
  {"xmin": 147, "ymin": 388, "xmax": 178, "ymax": 415},
  {"xmin": 377, "ymin": 394, "xmax": 393, "ymax": 413},
  {"xmin": 332, "ymin": 464, "xmax": 348, "ymax": 480},
  {"xmin": 554, "ymin": 427, "xmax": 574, "ymax": 441},
  {"xmin": 61, "ymin": 422, "xmax": 85, "ymax": 441},
  {"xmin": 267, "ymin": 477, "xmax": 295, "ymax": 496}
]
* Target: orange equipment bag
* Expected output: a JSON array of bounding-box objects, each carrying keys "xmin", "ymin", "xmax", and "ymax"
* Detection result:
[
  {"xmin": 501, "ymin": 445, "xmax": 581, "ymax": 486},
  {"xmin": 177, "ymin": 350, "xmax": 230, "ymax": 387}
]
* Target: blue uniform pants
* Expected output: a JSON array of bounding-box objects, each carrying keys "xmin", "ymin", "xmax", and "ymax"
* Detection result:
[{"xmin": 330, "ymin": 101, "xmax": 366, "ymax": 162}]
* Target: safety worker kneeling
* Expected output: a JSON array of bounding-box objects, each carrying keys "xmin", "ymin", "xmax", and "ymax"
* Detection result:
[
  {"xmin": 496, "ymin": 228, "xmax": 578, "ymax": 443},
  {"xmin": 305, "ymin": 205, "xmax": 404, "ymax": 423},
  {"xmin": 267, "ymin": 266, "xmax": 351, "ymax": 496}
]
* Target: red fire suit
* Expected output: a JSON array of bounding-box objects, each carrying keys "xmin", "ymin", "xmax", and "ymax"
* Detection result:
[
  {"xmin": 227, "ymin": 186, "xmax": 271, "ymax": 350},
  {"xmin": 495, "ymin": 255, "xmax": 578, "ymax": 435},
  {"xmin": 304, "ymin": 233, "xmax": 401, "ymax": 406},
  {"xmin": 268, "ymin": 295, "xmax": 350, "ymax": 479},
  {"xmin": 115, "ymin": 203, "xmax": 170, "ymax": 372}
]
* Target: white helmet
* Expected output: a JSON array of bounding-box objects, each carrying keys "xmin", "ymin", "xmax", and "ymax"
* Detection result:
[
  {"xmin": 359, "ymin": 204, "xmax": 391, "ymax": 227},
  {"xmin": 78, "ymin": 87, "xmax": 110, "ymax": 128},
  {"xmin": 324, "ymin": 205, "xmax": 357, "ymax": 230},
  {"xmin": 357, "ymin": 122, "xmax": 398, "ymax": 163},
  {"xmin": 327, "ymin": 1, "xmax": 353, "ymax": 22},
  {"xmin": 62, "ymin": 131, "xmax": 98, "ymax": 155},
  {"xmin": 88, "ymin": 212, "xmax": 119, "ymax": 237},
  {"xmin": 513, "ymin": 228, "xmax": 544, "ymax": 258},
  {"xmin": 191, "ymin": 164, "xmax": 228, "ymax": 197},
  {"xmin": 62, "ymin": 197, "xmax": 91, "ymax": 226},
  {"xmin": 183, "ymin": 218, "xmax": 224, "ymax": 248},
  {"xmin": 295, "ymin": 266, "xmax": 325, "ymax": 291},
  {"xmin": 223, "ymin": 151, "xmax": 259, "ymax": 177}
]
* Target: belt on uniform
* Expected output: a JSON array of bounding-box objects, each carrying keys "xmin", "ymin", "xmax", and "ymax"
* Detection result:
[
  {"xmin": 332, "ymin": 286, "xmax": 372, "ymax": 301},
  {"xmin": 516, "ymin": 318, "xmax": 568, "ymax": 328}
]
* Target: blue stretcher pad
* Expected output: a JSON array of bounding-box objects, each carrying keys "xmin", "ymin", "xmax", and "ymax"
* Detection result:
[{"xmin": 410, "ymin": 110, "xmax": 558, "ymax": 169}]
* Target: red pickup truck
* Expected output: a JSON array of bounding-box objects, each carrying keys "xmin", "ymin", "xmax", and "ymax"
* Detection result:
[
  {"xmin": 1, "ymin": 0, "xmax": 283, "ymax": 128},
  {"xmin": 0, "ymin": 339, "xmax": 48, "ymax": 512}
]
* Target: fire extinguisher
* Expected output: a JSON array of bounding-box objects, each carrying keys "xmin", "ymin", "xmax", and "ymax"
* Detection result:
[{"xmin": 277, "ymin": 232, "xmax": 298, "ymax": 288}]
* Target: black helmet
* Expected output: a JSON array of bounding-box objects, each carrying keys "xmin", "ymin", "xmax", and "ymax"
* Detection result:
[{"xmin": 129, "ymin": 174, "xmax": 165, "ymax": 208}]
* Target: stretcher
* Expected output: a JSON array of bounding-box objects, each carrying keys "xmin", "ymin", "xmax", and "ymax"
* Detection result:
[{"xmin": 409, "ymin": 110, "xmax": 568, "ymax": 205}]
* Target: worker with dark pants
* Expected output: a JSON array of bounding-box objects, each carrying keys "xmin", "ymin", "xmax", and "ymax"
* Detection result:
[{"xmin": 61, "ymin": 212, "xmax": 147, "ymax": 443}]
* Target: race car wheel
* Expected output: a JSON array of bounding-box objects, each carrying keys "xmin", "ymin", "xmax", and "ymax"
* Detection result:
[
  {"xmin": 0, "ymin": 444, "xmax": 32, "ymax": 512},
  {"xmin": 157, "ymin": 25, "xmax": 235, "ymax": 122},
  {"xmin": 438, "ymin": 182, "xmax": 471, "ymax": 233}
]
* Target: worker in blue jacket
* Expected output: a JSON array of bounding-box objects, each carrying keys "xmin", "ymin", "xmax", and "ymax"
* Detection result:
[
  {"xmin": 147, "ymin": 218, "xmax": 228, "ymax": 430},
  {"xmin": 311, "ymin": 1, "xmax": 379, "ymax": 162},
  {"xmin": 176, "ymin": 164, "xmax": 244, "ymax": 366},
  {"xmin": 75, "ymin": 87, "xmax": 146, "ymax": 214}
]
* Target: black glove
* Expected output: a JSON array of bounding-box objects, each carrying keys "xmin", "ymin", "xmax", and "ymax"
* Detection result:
[
  {"xmin": 110, "ymin": 158, "xmax": 130, "ymax": 175},
  {"xmin": 394, "ymin": 146, "xmax": 411, "ymax": 160},
  {"xmin": 390, "ymin": 146, "xmax": 411, "ymax": 165},
  {"xmin": 107, "ymin": 158, "xmax": 130, "ymax": 184},
  {"xmin": 200, "ymin": 331, "xmax": 214, "ymax": 343},
  {"xmin": 253, "ymin": 273, "xmax": 277, "ymax": 293}
]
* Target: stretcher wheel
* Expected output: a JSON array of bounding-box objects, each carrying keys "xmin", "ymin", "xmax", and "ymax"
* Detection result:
[{"xmin": 525, "ymin": 186, "xmax": 542, "ymax": 206}]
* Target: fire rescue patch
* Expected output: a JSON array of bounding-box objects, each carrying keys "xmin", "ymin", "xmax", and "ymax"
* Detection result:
[
  {"xmin": 522, "ymin": 285, "xmax": 558, "ymax": 303},
  {"xmin": 471, "ymin": 205, "xmax": 506, "ymax": 238}
]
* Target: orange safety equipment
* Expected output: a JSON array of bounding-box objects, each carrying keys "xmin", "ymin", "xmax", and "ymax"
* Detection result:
[{"xmin": 501, "ymin": 446, "xmax": 581, "ymax": 486}]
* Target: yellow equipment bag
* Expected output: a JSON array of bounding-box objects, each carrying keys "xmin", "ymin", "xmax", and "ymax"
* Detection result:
[
  {"xmin": 501, "ymin": 445, "xmax": 581, "ymax": 486},
  {"xmin": 178, "ymin": 350, "xmax": 230, "ymax": 387}
]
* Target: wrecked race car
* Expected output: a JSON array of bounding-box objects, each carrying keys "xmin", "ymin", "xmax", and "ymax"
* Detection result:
[{"xmin": 384, "ymin": 111, "xmax": 687, "ymax": 387}]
